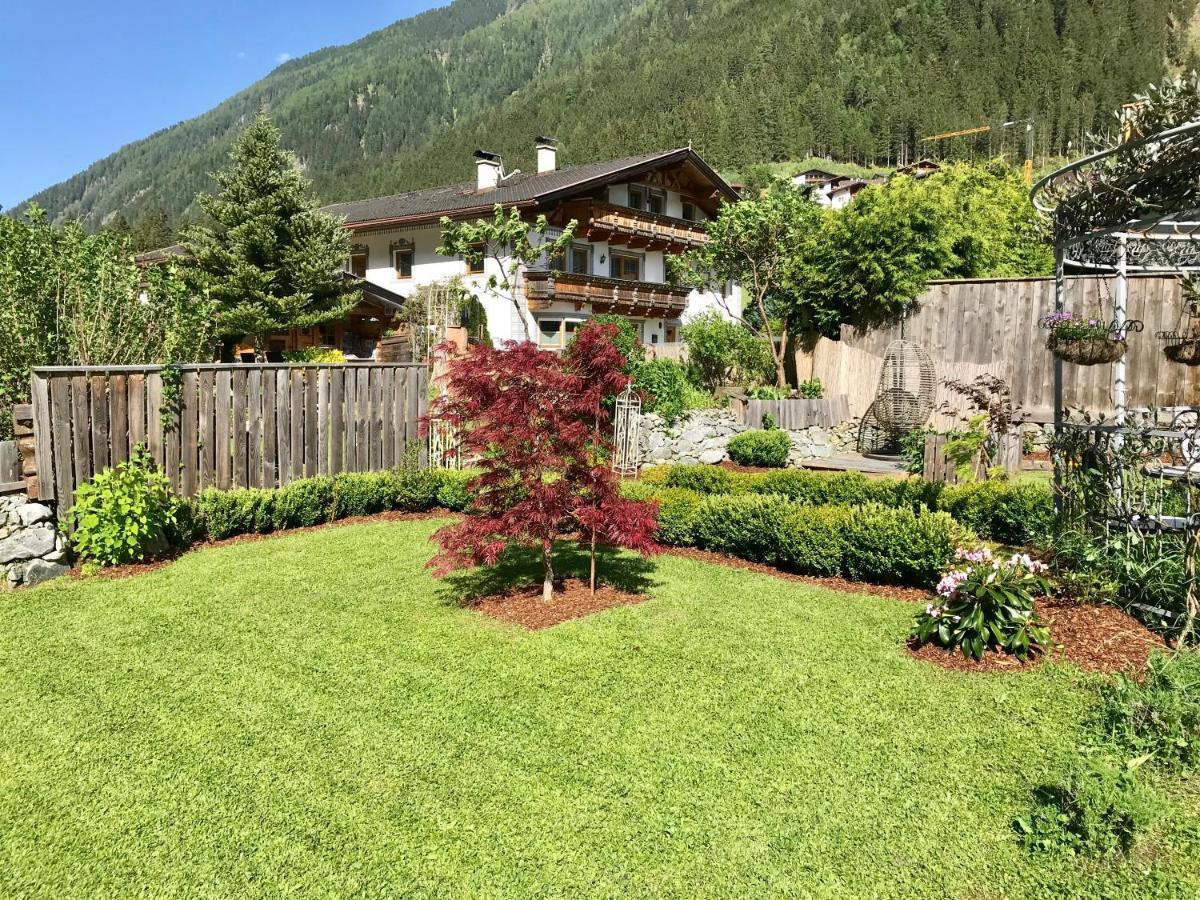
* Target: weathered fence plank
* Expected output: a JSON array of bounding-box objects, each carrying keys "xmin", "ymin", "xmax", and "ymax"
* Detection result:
[
  {"xmin": 30, "ymin": 363, "xmax": 429, "ymax": 515},
  {"xmin": 0, "ymin": 441, "xmax": 21, "ymax": 494}
]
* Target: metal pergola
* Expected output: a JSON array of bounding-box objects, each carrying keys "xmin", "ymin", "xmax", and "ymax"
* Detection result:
[{"xmin": 1032, "ymin": 118, "xmax": 1200, "ymax": 426}]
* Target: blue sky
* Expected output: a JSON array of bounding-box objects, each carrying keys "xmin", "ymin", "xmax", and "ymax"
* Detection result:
[{"xmin": 0, "ymin": 0, "xmax": 443, "ymax": 212}]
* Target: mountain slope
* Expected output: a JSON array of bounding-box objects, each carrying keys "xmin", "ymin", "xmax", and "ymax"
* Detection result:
[{"xmin": 21, "ymin": 0, "xmax": 1200, "ymax": 228}]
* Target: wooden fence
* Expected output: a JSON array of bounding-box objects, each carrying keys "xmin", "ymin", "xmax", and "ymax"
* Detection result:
[
  {"xmin": 30, "ymin": 363, "xmax": 429, "ymax": 516},
  {"xmin": 921, "ymin": 432, "xmax": 1021, "ymax": 484},
  {"xmin": 797, "ymin": 275, "xmax": 1200, "ymax": 427},
  {"xmin": 730, "ymin": 395, "xmax": 850, "ymax": 429}
]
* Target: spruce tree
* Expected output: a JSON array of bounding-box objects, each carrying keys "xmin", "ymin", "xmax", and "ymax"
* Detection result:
[{"xmin": 184, "ymin": 112, "xmax": 355, "ymax": 359}]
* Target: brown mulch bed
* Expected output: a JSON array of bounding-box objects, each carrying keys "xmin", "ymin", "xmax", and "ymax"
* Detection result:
[
  {"xmin": 72, "ymin": 508, "xmax": 456, "ymax": 581},
  {"xmin": 663, "ymin": 546, "xmax": 934, "ymax": 602},
  {"xmin": 466, "ymin": 577, "xmax": 650, "ymax": 630},
  {"xmin": 906, "ymin": 596, "xmax": 1167, "ymax": 675}
]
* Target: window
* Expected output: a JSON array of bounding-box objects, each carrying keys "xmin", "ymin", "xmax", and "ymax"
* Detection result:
[
  {"xmin": 348, "ymin": 251, "xmax": 368, "ymax": 278},
  {"xmin": 549, "ymin": 242, "xmax": 591, "ymax": 275},
  {"xmin": 537, "ymin": 317, "xmax": 581, "ymax": 349},
  {"xmin": 393, "ymin": 248, "xmax": 414, "ymax": 279},
  {"xmin": 610, "ymin": 253, "xmax": 641, "ymax": 281},
  {"xmin": 664, "ymin": 322, "xmax": 679, "ymax": 343},
  {"xmin": 466, "ymin": 242, "xmax": 486, "ymax": 275},
  {"xmin": 681, "ymin": 202, "xmax": 696, "ymax": 221},
  {"xmin": 627, "ymin": 185, "xmax": 646, "ymax": 211},
  {"xmin": 646, "ymin": 188, "xmax": 666, "ymax": 215},
  {"xmin": 568, "ymin": 243, "xmax": 591, "ymax": 274}
]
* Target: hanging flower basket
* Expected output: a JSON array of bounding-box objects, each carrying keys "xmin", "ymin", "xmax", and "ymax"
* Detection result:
[
  {"xmin": 1047, "ymin": 334, "xmax": 1127, "ymax": 365},
  {"xmin": 1158, "ymin": 329, "xmax": 1200, "ymax": 365},
  {"xmin": 1041, "ymin": 311, "xmax": 1133, "ymax": 366},
  {"xmin": 1163, "ymin": 341, "xmax": 1200, "ymax": 365}
]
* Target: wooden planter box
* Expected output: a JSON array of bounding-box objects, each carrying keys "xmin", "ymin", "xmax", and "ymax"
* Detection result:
[{"xmin": 923, "ymin": 432, "xmax": 1021, "ymax": 484}]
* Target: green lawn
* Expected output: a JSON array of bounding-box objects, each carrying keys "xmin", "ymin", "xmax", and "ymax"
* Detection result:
[{"xmin": 2, "ymin": 519, "xmax": 1198, "ymax": 898}]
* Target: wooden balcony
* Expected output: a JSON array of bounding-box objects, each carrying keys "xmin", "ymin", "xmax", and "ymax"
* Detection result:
[
  {"xmin": 523, "ymin": 270, "xmax": 691, "ymax": 317},
  {"xmin": 558, "ymin": 200, "xmax": 709, "ymax": 252}
]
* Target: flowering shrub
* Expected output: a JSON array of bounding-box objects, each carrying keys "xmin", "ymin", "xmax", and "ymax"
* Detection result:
[
  {"xmin": 911, "ymin": 546, "xmax": 1052, "ymax": 660},
  {"xmin": 1041, "ymin": 311, "xmax": 1124, "ymax": 342}
]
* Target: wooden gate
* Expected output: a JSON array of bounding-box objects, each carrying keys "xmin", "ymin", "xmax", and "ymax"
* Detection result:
[{"xmin": 30, "ymin": 363, "xmax": 429, "ymax": 515}]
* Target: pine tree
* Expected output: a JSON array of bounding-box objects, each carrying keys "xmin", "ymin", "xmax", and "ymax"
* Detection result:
[{"xmin": 183, "ymin": 112, "xmax": 355, "ymax": 359}]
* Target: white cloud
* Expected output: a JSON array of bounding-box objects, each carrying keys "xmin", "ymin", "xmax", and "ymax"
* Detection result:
[
  {"xmin": 276, "ymin": 52, "xmax": 292, "ymax": 63},
  {"xmin": 235, "ymin": 51, "xmax": 247, "ymax": 59}
]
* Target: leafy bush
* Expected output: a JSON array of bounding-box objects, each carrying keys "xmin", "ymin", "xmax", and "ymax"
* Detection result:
[
  {"xmin": 619, "ymin": 485, "xmax": 706, "ymax": 546},
  {"xmin": 1098, "ymin": 650, "xmax": 1200, "ymax": 773},
  {"xmin": 664, "ymin": 464, "xmax": 732, "ymax": 495},
  {"xmin": 778, "ymin": 506, "xmax": 850, "ymax": 576},
  {"xmin": 938, "ymin": 480, "xmax": 1053, "ymax": 545},
  {"xmin": 681, "ymin": 310, "xmax": 765, "ymax": 391},
  {"xmin": 746, "ymin": 384, "xmax": 790, "ymax": 400},
  {"xmin": 798, "ymin": 378, "xmax": 823, "ymax": 399},
  {"xmin": 435, "ymin": 469, "xmax": 476, "ymax": 512},
  {"xmin": 271, "ymin": 476, "xmax": 334, "ymax": 530},
  {"xmin": 898, "ymin": 429, "xmax": 931, "ymax": 475},
  {"xmin": 911, "ymin": 547, "xmax": 1050, "ymax": 660},
  {"xmin": 843, "ymin": 505, "xmax": 964, "ymax": 587},
  {"xmin": 281, "ymin": 347, "xmax": 346, "ymax": 363},
  {"xmin": 727, "ymin": 429, "xmax": 791, "ymax": 468},
  {"xmin": 632, "ymin": 358, "xmax": 692, "ymax": 422},
  {"xmin": 68, "ymin": 448, "xmax": 183, "ymax": 566},
  {"xmin": 1016, "ymin": 755, "xmax": 1152, "ymax": 857}
]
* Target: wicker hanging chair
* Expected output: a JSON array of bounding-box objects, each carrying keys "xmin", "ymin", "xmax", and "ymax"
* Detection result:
[{"xmin": 858, "ymin": 340, "xmax": 936, "ymax": 454}]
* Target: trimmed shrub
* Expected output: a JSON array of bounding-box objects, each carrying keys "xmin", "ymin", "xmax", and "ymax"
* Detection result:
[
  {"xmin": 331, "ymin": 472, "xmax": 394, "ymax": 519},
  {"xmin": 727, "ymin": 430, "xmax": 791, "ymax": 468},
  {"xmin": 392, "ymin": 467, "xmax": 444, "ymax": 511},
  {"xmin": 435, "ymin": 469, "xmax": 476, "ymax": 512},
  {"xmin": 842, "ymin": 504, "xmax": 963, "ymax": 587},
  {"xmin": 271, "ymin": 476, "xmax": 334, "ymax": 530},
  {"xmin": 937, "ymin": 480, "xmax": 1053, "ymax": 545},
  {"xmin": 665, "ymin": 464, "xmax": 733, "ymax": 495},
  {"xmin": 693, "ymin": 495, "xmax": 798, "ymax": 566},
  {"xmin": 649, "ymin": 487, "xmax": 706, "ymax": 546},
  {"xmin": 1098, "ymin": 650, "xmax": 1200, "ymax": 773},
  {"xmin": 195, "ymin": 487, "xmax": 274, "ymax": 540},
  {"xmin": 68, "ymin": 448, "xmax": 183, "ymax": 566},
  {"xmin": 1016, "ymin": 755, "xmax": 1152, "ymax": 857},
  {"xmin": 779, "ymin": 505, "xmax": 850, "ymax": 576}
]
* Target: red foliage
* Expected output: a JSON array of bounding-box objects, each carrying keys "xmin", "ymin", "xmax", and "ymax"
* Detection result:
[{"xmin": 425, "ymin": 325, "xmax": 660, "ymax": 600}]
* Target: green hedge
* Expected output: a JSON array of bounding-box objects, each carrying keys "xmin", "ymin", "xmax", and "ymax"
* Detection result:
[
  {"xmin": 639, "ymin": 465, "xmax": 1050, "ymax": 546},
  {"xmin": 193, "ymin": 468, "xmax": 475, "ymax": 541},
  {"xmin": 622, "ymin": 483, "xmax": 966, "ymax": 587},
  {"xmin": 726, "ymin": 430, "xmax": 791, "ymax": 468}
]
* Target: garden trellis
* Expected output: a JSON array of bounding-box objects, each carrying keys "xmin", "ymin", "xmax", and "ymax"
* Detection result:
[{"xmin": 1033, "ymin": 99, "xmax": 1200, "ymax": 642}]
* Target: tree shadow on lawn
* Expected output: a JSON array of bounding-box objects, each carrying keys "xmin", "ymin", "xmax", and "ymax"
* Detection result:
[{"xmin": 436, "ymin": 542, "xmax": 660, "ymax": 628}]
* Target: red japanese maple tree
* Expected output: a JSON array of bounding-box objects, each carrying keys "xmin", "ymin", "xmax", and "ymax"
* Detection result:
[{"xmin": 426, "ymin": 325, "xmax": 659, "ymax": 602}]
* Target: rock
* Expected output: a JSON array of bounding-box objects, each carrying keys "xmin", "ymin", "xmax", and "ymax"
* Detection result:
[
  {"xmin": 20, "ymin": 559, "xmax": 69, "ymax": 587},
  {"xmin": 699, "ymin": 448, "xmax": 725, "ymax": 464},
  {"xmin": 0, "ymin": 525, "xmax": 57, "ymax": 564},
  {"xmin": 6, "ymin": 562, "xmax": 23, "ymax": 586},
  {"xmin": 16, "ymin": 503, "xmax": 53, "ymax": 527}
]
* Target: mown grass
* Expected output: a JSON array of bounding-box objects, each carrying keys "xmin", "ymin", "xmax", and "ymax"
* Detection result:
[{"xmin": 1, "ymin": 518, "xmax": 1198, "ymax": 898}]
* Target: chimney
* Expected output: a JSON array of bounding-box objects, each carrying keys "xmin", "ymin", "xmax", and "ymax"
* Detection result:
[
  {"xmin": 535, "ymin": 136, "xmax": 558, "ymax": 174},
  {"xmin": 474, "ymin": 149, "xmax": 501, "ymax": 191}
]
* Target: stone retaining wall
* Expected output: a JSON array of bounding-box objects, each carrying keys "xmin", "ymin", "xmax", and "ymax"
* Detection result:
[
  {"xmin": 0, "ymin": 494, "xmax": 69, "ymax": 588},
  {"xmin": 638, "ymin": 409, "xmax": 858, "ymax": 468}
]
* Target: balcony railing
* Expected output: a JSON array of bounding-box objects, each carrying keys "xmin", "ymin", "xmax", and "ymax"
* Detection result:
[
  {"xmin": 558, "ymin": 200, "xmax": 709, "ymax": 252},
  {"xmin": 523, "ymin": 270, "xmax": 691, "ymax": 317}
]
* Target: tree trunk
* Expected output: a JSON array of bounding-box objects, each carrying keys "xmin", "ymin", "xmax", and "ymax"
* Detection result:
[
  {"xmin": 774, "ymin": 329, "xmax": 790, "ymax": 389},
  {"xmin": 541, "ymin": 541, "xmax": 554, "ymax": 603},
  {"xmin": 589, "ymin": 531, "xmax": 597, "ymax": 596}
]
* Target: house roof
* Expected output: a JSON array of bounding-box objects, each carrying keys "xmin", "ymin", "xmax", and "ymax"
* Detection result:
[
  {"xmin": 793, "ymin": 168, "xmax": 838, "ymax": 181},
  {"xmin": 322, "ymin": 147, "xmax": 739, "ymax": 229}
]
